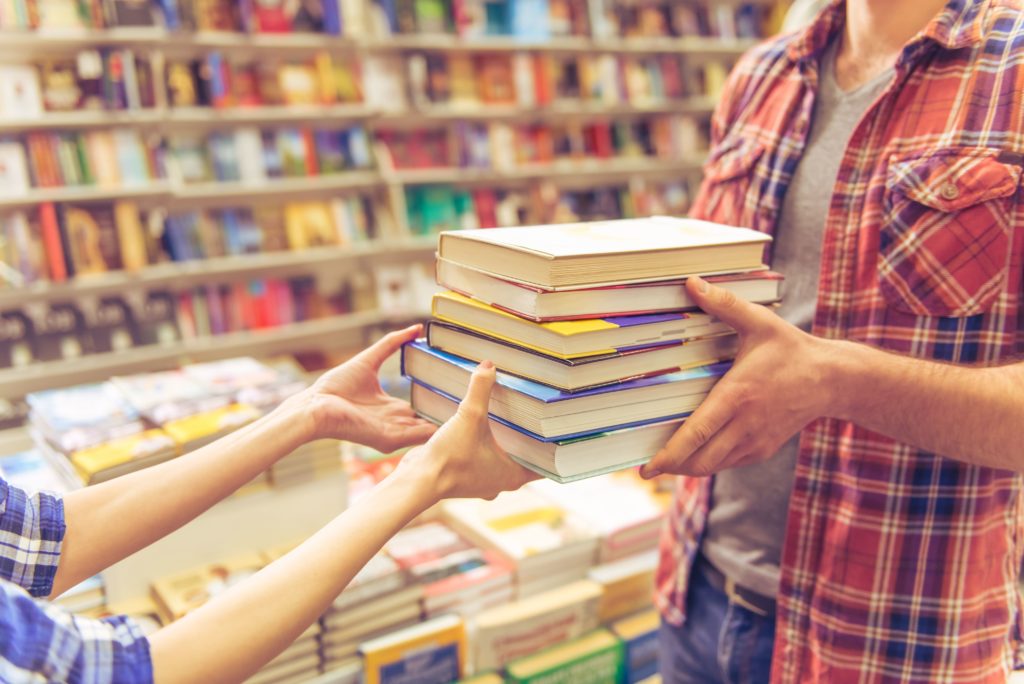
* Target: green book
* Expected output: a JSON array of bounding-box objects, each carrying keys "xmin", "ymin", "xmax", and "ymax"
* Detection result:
[{"xmin": 505, "ymin": 629, "xmax": 624, "ymax": 684}]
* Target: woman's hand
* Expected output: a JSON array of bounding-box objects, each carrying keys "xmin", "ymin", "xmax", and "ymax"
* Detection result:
[
  {"xmin": 299, "ymin": 324, "xmax": 437, "ymax": 452},
  {"xmin": 397, "ymin": 360, "xmax": 539, "ymax": 502}
]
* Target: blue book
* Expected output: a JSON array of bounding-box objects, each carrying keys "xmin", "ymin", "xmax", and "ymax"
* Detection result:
[
  {"xmin": 510, "ymin": 0, "xmax": 550, "ymax": 40},
  {"xmin": 402, "ymin": 339, "xmax": 728, "ymax": 440},
  {"xmin": 322, "ymin": 0, "xmax": 343, "ymax": 34}
]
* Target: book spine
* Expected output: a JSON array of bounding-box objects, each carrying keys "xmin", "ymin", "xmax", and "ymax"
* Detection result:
[
  {"xmin": 322, "ymin": 0, "xmax": 342, "ymax": 34},
  {"xmin": 38, "ymin": 203, "xmax": 68, "ymax": 282}
]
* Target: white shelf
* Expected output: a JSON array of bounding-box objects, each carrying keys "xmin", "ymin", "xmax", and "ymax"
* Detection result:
[
  {"xmin": 171, "ymin": 172, "xmax": 382, "ymax": 205},
  {"xmin": 0, "ymin": 29, "xmax": 756, "ymax": 57},
  {"xmin": 0, "ymin": 238, "xmax": 438, "ymax": 310},
  {"xmin": 0, "ymin": 183, "xmax": 173, "ymax": 209},
  {"xmin": 0, "ymin": 99, "xmax": 712, "ymax": 134},
  {"xmin": 0, "ymin": 310, "xmax": 427, "ymax": 399},
  {"xmin": 394, "ymin": 157, "xmax": 704, "ymax": 186},
  {"xmin": 0, "ymin": 110, "xmax": 166, "ymax": 133},
  {"xmin": 164, "ymin": 104, "xmax": 377, "ymax": 128}
]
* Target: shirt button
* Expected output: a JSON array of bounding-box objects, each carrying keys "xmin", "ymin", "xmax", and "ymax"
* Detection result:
[{"xmin": 940, "ymin": 182, "xmax": 960, "ymax": 200}]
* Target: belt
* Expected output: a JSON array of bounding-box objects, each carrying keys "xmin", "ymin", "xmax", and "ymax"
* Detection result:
[{"xmin": 696, "ymin": 555, "xmax": 776, "ymax": 618}]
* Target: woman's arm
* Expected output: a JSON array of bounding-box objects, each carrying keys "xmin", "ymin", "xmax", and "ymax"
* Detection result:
[
  {"xmin": 51, "ymin": 325, "xmax": 436, "ymax": 598},
  {"xmin": 149, "ymin": 360, "xmax": 536, "ymax": 684},
  {"xmin": 641, "ymin": 277, "xmax": 1024, "ymax": 478}
]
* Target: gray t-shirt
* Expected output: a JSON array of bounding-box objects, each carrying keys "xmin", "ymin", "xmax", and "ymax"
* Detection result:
[{"xmin": 700, "ymin": 40, "xmax": 894, "ymax": 598}]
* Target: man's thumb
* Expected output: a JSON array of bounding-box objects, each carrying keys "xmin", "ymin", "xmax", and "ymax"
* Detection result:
[{"xmin": 687, "ymin": 275, "xmax": 765, "ymax": 334}]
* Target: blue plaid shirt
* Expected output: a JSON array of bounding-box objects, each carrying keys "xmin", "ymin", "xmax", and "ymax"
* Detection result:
[{"xmin": 0, "ymin": 478, "xmax": 153, "ymax": 683}]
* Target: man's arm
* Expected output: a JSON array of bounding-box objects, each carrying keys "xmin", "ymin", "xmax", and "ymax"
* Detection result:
[
  {"xmin": 149, "ymin": 361, "xmax": 537, "ymax": 684},
  {"xmin": 640, "ymin": 277, "xmax": 1024, "ymax": 478},
  {"xmin": 51, "ymin": 325, "xmax": 436, "ymax": 598}
]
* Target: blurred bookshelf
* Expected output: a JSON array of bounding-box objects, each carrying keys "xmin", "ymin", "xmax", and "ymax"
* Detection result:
[{"xmin": 0, "ymin": 0, "xmax": 790, "ymax": 395}]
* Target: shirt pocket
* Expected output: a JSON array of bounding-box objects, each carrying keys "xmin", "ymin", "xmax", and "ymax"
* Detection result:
[
  {"xmin": 697, "ymin": 135, "xmax": 772, "ymax": 232},
  {"xmin": 879, "ymin": 149, "xmax": 1020, "ymax": 317}
]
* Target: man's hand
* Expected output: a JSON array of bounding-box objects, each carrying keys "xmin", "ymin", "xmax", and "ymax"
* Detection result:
[
  {"xmin": 399, "ymin": 360, "xmax": 539, "ymax": 502},
  {"xmin": 304, "ymin": 324, "xmax": 437, "ymax": 452},
  {"xmin": 640, "ymin": 276, "xmax": 836, "ymax": 479}
]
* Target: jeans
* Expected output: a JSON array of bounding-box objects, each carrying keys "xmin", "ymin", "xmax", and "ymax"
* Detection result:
[{"xmin": 658, "ymin": 561, "xmax": 776, "ymax": 684}]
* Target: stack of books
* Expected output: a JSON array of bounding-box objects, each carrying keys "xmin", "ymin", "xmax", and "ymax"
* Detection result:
[
  {"xmin": 529, "ymin": 472, "xmax": 667, "ymax": 562},
  {"xmin": 403, "ymin": 216, "xmax": 780, "ymax": 481},
  {"xmin": 386, "ymin": 521, "xmax": 515, "ymax": 619},
  {"xmin": 23, "ymin": 355, "xmax": 331, "ymax": 488},
  {"xmin": 440, "ymin": 488, "xmax": 598, "ymax": 598},
  {"xmin": 320, "ymin": 552, "xmax": 421, "ymax": 670}
]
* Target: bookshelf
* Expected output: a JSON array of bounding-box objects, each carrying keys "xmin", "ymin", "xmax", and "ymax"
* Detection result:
[
  {"xmin": 0, "ymin": 308, "xmax": 427, "ymax": 399},
  {"xmin": 0, "ymin": 0, "xmax": 786, "ymax": 397}
]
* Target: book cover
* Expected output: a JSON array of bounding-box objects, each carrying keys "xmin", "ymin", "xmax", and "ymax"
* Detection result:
[
  {"xmin": 151, "ymin": 553, "xmax": 266, "ymax": 621},
  {"xmin": 70, "ymin": 428, "xmax": 178, "ymax": 483},
  {"xmin": 0, "ymin": 141, "xmax": 30, "ymax": 196},
  {"xmin": 360, "ymin": 614, "xmax": 466, "ymax": 684},
  {"xmin": 103, "ymin": 0, "xmax": 154, "ymax": 25},
  {"xmin": 473, "ymin": 579, "xmax": 602, "ymax": 671},
  {"xmin": 431, "ymin": 290, "xmax": 728, "ymax": 358},
  {"xmin": 0, "ymin": 64, "xmax": 43, "ymax": 118},
  {"xmin": 505, "ymin": 629, "xmax": 624, "ymax": 684},
  {"xmin": 438, "ymin": 216, "xmax": 771, "ymax": 288},
  {"xmin": 611, "ymin": 610, "xmax": 660, "ymax": 684}
]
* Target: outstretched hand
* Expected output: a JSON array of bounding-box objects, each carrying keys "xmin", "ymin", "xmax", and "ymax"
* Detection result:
[
  {"xmin": 640, "ymin": 276, "xmax": 835, "ymax": 479},
  {"xmin": 305, "ymin": 324, "xmax": 437, "ymax": 452},
  {"xmin": 399, "ymin": 360, "xmax": 539, "ymax": 501}
]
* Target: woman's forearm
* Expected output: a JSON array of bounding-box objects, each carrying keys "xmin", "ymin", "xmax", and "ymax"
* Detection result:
[
  {"xmin": 148, "ymin": 464, "xmax": 439, "ymax": 684},
  {"xmin": 51, "ymin": 395, "xmax": 317, "ymax": 598}
]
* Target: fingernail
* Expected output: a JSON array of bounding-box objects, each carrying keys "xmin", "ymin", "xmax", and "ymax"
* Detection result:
[
  {"xmin": 640, "ymin": 466, "xmax": 662, "ymax": 479},
  {"xmin": 480, "ymin": 360, "xmax": 494, "ymax": 370},
  {"xmin": 694, "ymin": 276, "xmax": 709, "ymax": 294}
]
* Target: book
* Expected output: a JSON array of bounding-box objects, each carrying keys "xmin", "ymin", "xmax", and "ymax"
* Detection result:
[
  {"xmin": 0, "ymin": 65, "xmax": 43, "ymax": 118},
  {"xmin": 417, "ymin": 383, "xmax": 685, "ymax": 481},
  {"xmin": 360, "ymin": 614, "xmax": 467, "ymax": 684},
  {"xmin": 162, "ymin": 403, "xmax": 262, "ymax": 453},
  {"xmin": 611, "ymin": 609, "xmax": 660, "ymax": 684},
  {"xmin": 151, "ymin": 552, "xmax": 267, "ymax": 622},
  {"xmin": 0, "ymin": 141, "xmax": 30, "ymax": 196},
  {"xmin": 112, "ymin": 369, "xmax": 227, "ymax": 424},
  {"xmin": 440, "ymin": 489, "xmax": 597, "ymax": 596},
  {"xmin": 403, "ymin": 340, "xmax": 727, "ymax": 439},
  {"xmin": 585, "ymin": 551, "xmax": 659, "ymax": 622},
  {"xmin": 0, "ymin": 449, "xmax": 72, "ymax": 495},
  {"xmin": 426, "ymin": 320, "xmax": 737, "ymax": 392},
  {"xmin": 27, "ymin": 382, "xmax": 143, "ymax": 454},
  {"xmin": 473, "ymin": 579, "xmax": 602, "ymax": 671},
  {"xmin": 532, "ymin": 473, "xmax": 664, "ymax": 561},
  {"xmin": 432, "ymin": 290, "xmax": 732, "ymax": 358},
  {"xmin": 437, "ymin": 217, "xmax": 771, "ymax": 288},
  {"xmin": 69, "ymin": 428, "xmax": 179, "ymax": 484},
  {"xmin": 505, "ymin": 628, "xmax": 624, "ymax": 684}
]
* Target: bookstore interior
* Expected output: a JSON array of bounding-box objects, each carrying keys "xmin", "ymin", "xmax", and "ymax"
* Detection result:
[{"xmin": 0, "ymin": 0, "xmax": 797, "ymax": 683}]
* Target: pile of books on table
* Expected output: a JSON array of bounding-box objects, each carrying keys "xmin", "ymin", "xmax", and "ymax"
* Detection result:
[
  {"xmin": 24, "ymin": 355, "xmax": 341, "ymax": 488},
  {"xmin": 403, "ymin": 216, "xmax": 780, "ymax": 481}
]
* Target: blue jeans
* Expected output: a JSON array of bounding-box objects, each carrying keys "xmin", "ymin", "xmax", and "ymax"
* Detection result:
[{"xmin": 658, "ymin": 561, "xmax": 776, "ymax": 684}]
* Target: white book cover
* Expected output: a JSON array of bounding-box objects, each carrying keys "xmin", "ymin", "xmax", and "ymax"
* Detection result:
[
  {"xmin": 0, "ymin": 65, "xmax": 42, "ymax": 118},
  {"xmin": 0, "ymin": 141, "xmax": 30, "ymax": 196},
  {"xmin": 442, "ymin": 217, "xmax": 769, "ymax": 258}
]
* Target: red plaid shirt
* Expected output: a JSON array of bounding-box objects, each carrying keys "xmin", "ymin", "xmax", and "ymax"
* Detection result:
[{"xmin": 656, "ymin": 1, "xmax": 1024, "ymax": 681}]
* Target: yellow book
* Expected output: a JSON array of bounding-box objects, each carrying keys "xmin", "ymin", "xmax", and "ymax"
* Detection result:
[
  {"xmin": 431, "ymin": 291, "xmax": 729, "ymax": 359},
  {"xmin": 459, "ymin": 674, "xmax": 505, "ymax": 684},
  {"xmin": 162, "ymin": 403, "xmax": 262, "ymax": 451},
  {"xmin": 361, "ymin": 614, "xmax": 466, "ymax": 684},
  {"xmin": 314, "ymin": 51, "xmax": 337, "ymax": 104},
  {"xmin": 71, "ymin": 429, "xmax": 178, "ymax": 483},
  {"xmin": 284, "ymin": 201, "xmax": 339, "ymax": 249},
  {"xmin": 611, "ymin": 610, "xmax": 660, "ymax": 684}
]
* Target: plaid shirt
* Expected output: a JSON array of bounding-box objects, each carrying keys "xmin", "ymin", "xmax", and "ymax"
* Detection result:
[
  {"xmin": 656, "ymin": 0, "xmax": 1024, "ymax": 681},
  {"xmin": 0, "ymin": 478, "xmax": 153, "ymax": 683}
]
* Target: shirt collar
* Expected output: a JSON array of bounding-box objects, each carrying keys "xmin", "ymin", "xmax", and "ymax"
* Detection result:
[{"xmin": 785, "ymin": 0, "xmax": 988, "ymax": 65}]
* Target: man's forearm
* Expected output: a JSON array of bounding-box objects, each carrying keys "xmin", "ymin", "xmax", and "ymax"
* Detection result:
[
  {"xmin": 826, "ymin": 340, "xmax": 1024, "ymax": 470},
  {"xmin": 148, "ymin": 466, "xmax": 438, "ymax": 684},
  {"xmin": 51, "ymin": 396, "xmax": 315, "ymax": 597}
]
